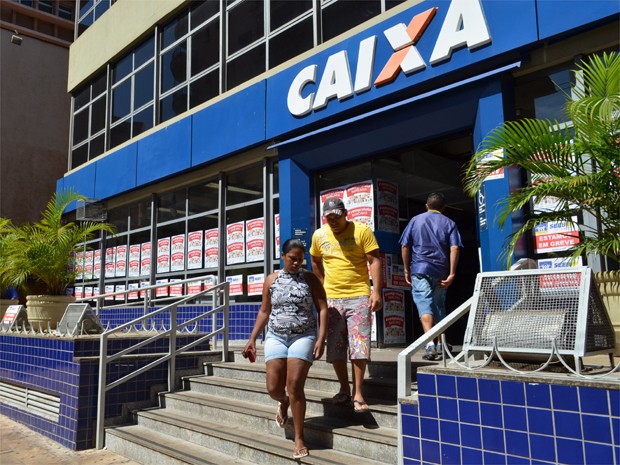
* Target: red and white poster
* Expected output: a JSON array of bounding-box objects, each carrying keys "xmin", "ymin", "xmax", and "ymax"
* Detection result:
[
  {"xmin": 383, "ymin": 289, "xmax": 406, "ymax": 344},
  {"xmin": 227, "ymin": 222, "xmax": 245, "ymax": 265},
  {"xmin": 187, "ymin": 280, "xmax": 203, "ymax": 295},
  {"xmin": 274, "ymin": 214, "xmax": 281, "ymax": 259},
  {"xmin": 140, "ymin": 242, "xmax": 151, "ymax": 276},
  {"xmin": 377, "ymin": 180, "xmax": 399, "ymax": 233},
  {"xmin": 478, "ymin": 148, "xmax": 505, "ymax": 181},
  {"xmin": 187, "ymin": 231, "xmax": 203, "ymax": 270},
  {"xmin": 534, "ymin": 218, "xmax": 580, "ymax": 254},
  {"xmin": 140, "ymin": 281, "xmax": 149, "ymax": 298},
  {"xmin": 128, "ymin": 244, "xmax": 141, "ymax": 277},
  {"xmin": 128, "ymin": 283, "xmax": 139, "ymax": 300},
  {"xmin": 170, "ymin": 234, "xmax": 185, "ymax": 272},
  {"xmin": 247, "ymin": 273, "xmax": 265, "ymax": 296},
  {"xmin": 204, "ymin": 275, "xmax": 216, "ymax": 290},
  {"xmin": 155, "ymin": 279, "xmax": 169, "ymax": 297},
  {"xmin": 84, "ymin": 250, "xmax": 94, "ymax": 280},
  {"xmin": 115, "ymin": 245, "xmax": 127, "ymax": 277},
  {"xmin": 246, "ymin": 218, "xmax": 265, "ymax": 263},
  {"xmin": 105, "ymin": 247, "xmax": 116, "ymax": 278},
  {"xmin": 104, "ymin": 284, "xmax": 115, "ymax": 300},
  {"xmin": 115, "ymin": 284, "xmax": 126, "ymax": 301},
  {"xmin": 94, "ymin": 249, "xmax": 102, "ymax": 279},
  {"xmin": 226, "ymin": 275, "xmax": 243, "ymax": 295},
  {"xmin": 74, "ymin": 251, "xmax": 84, "ymax": 279},
  {"xmin": 74, "ymin": 286, "xmax": 83, "ymax": 299},
  {"xmin": 93, "ymin": 287, "xmax": 100, "ymax": 297},
  {"xmin": 169, "ymin": 279, "xmax": 183, "ymax": 296},
  {"xmin": 84, "ymin": 286, "xmax": 93, "ymax": 298},
  {"xmin": 346, "ymin": 181, "xmax": 375, "ymax": 230},
  {"xmin": 319, "ymin": 188, "xmax": 346, "ymax": 225},
  {"xmin": 157, "ymin": 237, "xmax": 171, "ymax": 273},
  {"xmin": 204, "ymin": 229, "xmax": 219, "ymax": 268}
]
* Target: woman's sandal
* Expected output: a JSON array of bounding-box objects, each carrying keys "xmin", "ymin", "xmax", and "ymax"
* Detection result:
[
  {"xmin": 331, "ymin": 391, "xmax": 352, "ymax": 405},
  {"xmin": 275, "ymin": 397, "xmax": 289, "ymax": 427},
  {"xmin": 293, "ymin": 447, "xmax": 309, "ymax": 459},
  {"xmin": 353, "ymin": 399, "xmax": 370, "ymax": 413}
]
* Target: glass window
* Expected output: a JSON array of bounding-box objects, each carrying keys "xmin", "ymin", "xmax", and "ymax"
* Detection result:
[
  {"xmin": 37, "ymin": 0, "xmax": 53, "ymax": 14},
  {"xmin": 111, "ymin": 80, "xmax": 132, "ymax": 122},
  {"xmin": 113, "ymin": 55, "xmax": 132, "ymax": 84},
  {"xmin": 188, "ymin": 182, "xmax": 220, "ymax": 215},
  {"xmin": 191, "ymin": 21, "xmax": 220, "ymax": 76},
  {"xmin": 190, "ymin": 70, "xmax": 219, "ymax": 109},
  {"xmin": 94, "ymin": 0, "xmax": 109, "ymax": 20},
  {"xmin": 270, "ymin": 0, "xmax": 311, "ymax": 30},
  {"xmin": 514, "ymin": 65, "xmax": 574, "ymax": 121},
  {"xmin": 73, "ymin": 109, "xmax": 89, "ymax": 145},
  {"xmin": 129, "ymin": 200, "xmax": 152, "ymax": 230},
  {"xmin": 58, "ymin": 4, "xmax": 73, "ymax": 20},
  {"xmin": 191, "ymin": 0, "xmax": 219, "ymax": 28},
  {"xmin": 72, "ymin": 144, "xmax": 88, "ymax": 168},
  {"xmin": 269, "ymin": 17, "xmax": 313, "ymax": 68},
  {"xmin": 158, "ymin": 190, "xmax": 187, "ymax": 223},
  {"xmin": 161, "ymin": 43, "xmax": 188, "ymax": 94},
  {"xmin": 90, "ymin": 134, "xmax": 105, "ymax": 158},
  {"xmin": 322, "ymin": 0, "xmax": 381, "ymax": 42},
  {"xmin": 135, "ymin": 35, "xmax": 154, "ymax": 68},
  {"xmin": 227, "ymin": 0, "xmax": 264, "ymax": 55},
  {"xmin": 162, "ymin": 10, "xmax": 188, "ymax": 49},
  {"xmin": 110, "ymin": 122, "xmax": 130, "ymax": 149},
  {"xmin": 226, "ymin": 164, "xmax": 263, "ymax": 206},
  {"xmin": 91, "ymin": 97, "xmax": 106, "ymax": 133},
  {"xmin": 160, "ymin": 87, "xmax": 188, "ymax": 123},
  {"xmin": 134, "ymin": 63, "xmax": 154, "ymax": 109},
  {"xmin": 133, "ymin": 106, "xmax": 153, "ymax": 137},
  {"xmin": 226, "ymin": 44, "xmax": 265, "ymax": 90}
]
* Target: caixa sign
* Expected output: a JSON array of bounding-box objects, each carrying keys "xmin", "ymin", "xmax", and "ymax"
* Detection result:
[{"xmin": 287, "ymin": 0, "xmax": 491, "ymax": 117}]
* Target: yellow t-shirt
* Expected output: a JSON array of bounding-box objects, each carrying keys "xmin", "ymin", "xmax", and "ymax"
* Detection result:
[{"xmin": 310, "ymin": 221, "xmax": 379, "ymax": 298}]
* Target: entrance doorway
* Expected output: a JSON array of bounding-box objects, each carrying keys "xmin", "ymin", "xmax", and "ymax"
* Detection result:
[{"xmin": 315, "ymin": 131, "xmax": 479, "ymax": 345}]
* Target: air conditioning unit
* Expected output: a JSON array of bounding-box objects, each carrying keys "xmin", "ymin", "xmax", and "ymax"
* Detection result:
[{"xmin": 76, "ymin": 199, "xmax": 107, "ymax": 222}]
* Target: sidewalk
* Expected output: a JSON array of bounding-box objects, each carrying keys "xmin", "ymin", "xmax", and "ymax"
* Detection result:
[{"xmin": 0, "ymin": 415, "xmax": 140, "ymax": 465}]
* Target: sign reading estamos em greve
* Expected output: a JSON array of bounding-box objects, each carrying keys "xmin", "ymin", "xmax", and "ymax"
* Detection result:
[{"xmin": 287, "ymin": 0, "xmax": 491, "ymax": 117}]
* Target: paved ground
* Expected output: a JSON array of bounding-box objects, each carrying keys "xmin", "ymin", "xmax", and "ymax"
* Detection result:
[{"xmin": 0, "ymin": 415, "xmax": 140, "ymax": 465}]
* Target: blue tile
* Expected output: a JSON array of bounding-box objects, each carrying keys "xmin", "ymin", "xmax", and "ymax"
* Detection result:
[
  {"xmin": 505, "ymin": 430, "xmax": 529, "ymax": 457},
  {"xmin": 437, "ymin": 374, "xmax": 457, "ymax": 398},
  {"xmin": 438, "ymin": 398, "xmax": 459, "ymax": 421},
  {"xmin": 401, "ymin": 403, "xmax": 418, "ymax": 416},
  {"xmin": 461, "ymin": 447, "xmax": 482, "ymax": 465},
  {"xmin": 484, "ymin": 451, "xmax": 506, "ymax": 464},
  {"xmin": 551, "ymin": 384, "xmax": 579, "ymax": 411},
  {"xmin": 419, "ymin": 395, "xmax": 438, "ymax": 418},
  {"xmin": 610, "ymin": 390, "xmax": 619, "ymax": 417},
  {"xmin": 579, "ymin": 387, "xmax": 609, "ymax": 415},
  {"xmin": 404, "ymin": 459, "xmax": 421, "ymax": 465},
  {"xmin": 440, "ymin": 420, "xmax": 460, "ymax": 445},
  {"xmin": 554, "ymin": 411, "xmax": 582, "ymax": 439},
  {"xmin": 527, "ymin": 408, "xmax": 554, "ymax": 435},
  {"xmin": 479, "ymin": 378, "xmax": 501, "ymax": 403},
  {"xmin": 420, "ymin": 417, "xmax": 439, "ymax": 441},
  {"xmin": 422, "ymin": 440, "xmax": 441, "ymax": 464},
  {"xmin": 613, "ymin": 417, "xmax": 619, "ymax": 446},
  {"xmin": 482, "ymin": 427, "xmax": 505, "ymax": 453},
  {"xmin": 417, "ymin": 373, "xmax": 436, "ymax": 396},
  {"xmin": 530, "ymin": 433, "xmax": 556, "ymax": 462},
  {"xmin": 459, "ymin": 400, "xmax": 480, "ymax": 424},
  {"xmin": 481, "ymin": 402, "xmax": 503, "ymax": 428},
  {"xmin": 503, "ymin": 405, "xmax": 527, "ymax": 431},
  {"xmin": 460, "ymin": 423, "xmax": 481, "ymax": 449},
  {"xmin": 441, "ymin": 443, "xmax": 461, "ymax": 464},
  {"xmin": 582, "ymin": 413, "xmax": 612, "ymax": 443},
  {"xmin": 457, "ymin": 376, "xmax": 478, "ymax": 400},
  {"xmin": 403, "ymin": 436, "xmax": 421, "ymax": 460},
  {"xmin": 526, "ymin": 383, "xmax": 551, "ymax": 408},
  {"xmin": 505, "ymin": 456, "xmax": 529, "ymax": 464},
  {"xmin": 501, "ymin": 380, "xmax": 525, "ymax": 406},
  {"xmin": 402, "ymin": 414, "xmax": 420, "ymax": 437},
  {"xmin": 556, "ymin": 437, "xmax": 585, "ymax": 465},
  {"xmin": 584, "ymin": 442, "xmax": 614, "ymax": 464}
]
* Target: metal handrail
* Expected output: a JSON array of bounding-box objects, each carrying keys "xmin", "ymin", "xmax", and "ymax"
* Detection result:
[{"xmin": 94, "ymin": 281, "xmax": 230, "ymax": 449}]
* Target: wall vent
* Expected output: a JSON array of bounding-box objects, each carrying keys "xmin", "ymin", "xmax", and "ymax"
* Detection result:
[{"xmin": 0, "ymin": 382, "xmax": 60, "ymax": 422}]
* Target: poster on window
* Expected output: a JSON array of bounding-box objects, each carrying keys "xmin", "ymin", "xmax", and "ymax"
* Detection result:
[
  {"xmin": 140, "ymin": 281, "xmax": 149, "ymax": 298},
  {"xmin": 247, "ymin": 273, "xmax": 265, "ymax": 296},
  {"xmin": 246, "ymin": 218, "xmax": 265, "ymax": 263},
  {"xmin": 115, "ymin": 245, "xmax": 127, "ymax": 277},
  {"xmin": 169, "ymin": 279, "xmax": 183, "ymax": 296},
  {"xmin": 156, "ymin": 279, "xmax": 169, "ymax": 297},
  {"xmin": 74, "ymin": 251, "xmax": 84, "ymax": 279},
  {"xmin": 93, "ymin": 287, "xmax": 100, "ymax": 297},
  {"xmin": 477, "ymin": 148, "xmax": 505, "ymax": 181},
  {"xmin": 128, "ymin": 244, "xmax": 141, "ymax": 277},
  {"xmin": 84, "ymin": 287, "xmax": 93, "ymax": 298},
  {"xmin": 105, "ymin": 284, "xmax": 115, "ymax": 300},
  {"xmin": 105, "ymin": 247, "xmax": 116, "ymax": 278},
  {"xmin": 346, "ymin": 181, "xmax": 375, "ymax": 230},
  {"xmin": 204, "ymin": 229, "xmax": 219, "ymax": 268},
  {"xmin": 319, "ymin": 188, "xmax": 346, "ymax": 225},
  {"xmin": 187, "ymin": 231, "xmax": 203, "ymax": 270},
  {"xmin": 383, "ymin": 289, "xmax": 406, "ymax": 344},
  {"xmin": 128, "ymin": 282, "xmax": 139, "ymax": 300},
  {"xmin": 140, "ymin": 242, "xmax": 151, "ymax": 276},
  {"xmin": 170, "ymin": 234, "xmax": 185, "ymax": 272},
  {"xmin": 157, "ymin": 237, "xmax": 171, "ymax": 273},
  {"xmin": 534, "ymin": 217, "xmax": 580, "ymax": 254},
  {"xmin": 227, "ymin": 222, "xmax": 245, "ymax": 264},
  {"xmin": 84, "ymin": 250, "xmax": 94, "ymax": 280},
  {"xmin": 377, "ymin": 180, "xmax": 399, "ymax": 233},
  {"xmin": 274, "ymin": 214, "xmax": 281, "ymax": 259},
  {"xmin": 204, "ymin": 275, "xmax": 216, "ymax": 290},
  {"xmin": 187, "ymin": 280, "xmax": 203, "ymax": 295},
  {"xmin": 115, "ymin": 284, "xmax": 126, "ymax": 301},
  {"xmin": 94, "ymin": 249, "xmax": 102, "ymax": 279},
  {"xmin": 537, "ymin": 256, "xmax": 582, "ymax": 269},
  {"xmin": 226, "ymin": 274, "xmax": 243, "ymax": 295},
  {"xmin": 74, "ymin": 286, "xmax": 83, "ymax": 299}
]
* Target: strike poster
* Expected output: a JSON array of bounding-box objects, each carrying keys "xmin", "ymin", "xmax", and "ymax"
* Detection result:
[
  {"xmin": 94, "ymin": 249, "xmax": 102, "ymax": 279},
  {"xmin": 319, "ymin": 188, "xmax": 345, "ymax": 225},
  {"xmin": 84, "ymin": 250, "xmax": 94, "ymax": 280},
  {"xmin": 74, "ymin": 286, "xmax": 83, "ymax": 299},
  {"xmin": 246, "ymin": 218, "xmax": 265, "ymax": 263},
  {"xmin": 170, "ymin": 234, "xmax": 185, "ymax": 272},
  {"xmin": 105, "ymin": 247, "xmax": 115, "ymax": 278},
  {"xmin": 247, "ymin": 273, "xmax": 265, "ymax": 296},
  {"xmin": 115, "ymin": 245, "xmax": 127, "ymax": 277},
  {"xmin": 169, "ymin": 279, "xmax": 183, "ymax": 296},
  {"xmin": 187, "ymin": 231, "xmax": 203, "ymax": 270},
  {"xmin": 377, "ymin": 180, "xmax": 399, "ymax": 233},
  {"xmin": 140, "ymin": 242, "xmax": 151, "ymax": 276},
  {"xmin": 274, "ymin": 214, "xmax": 281, "ymax": 259},
  {"xmin": 84, "ymin": 287, "xmax": 93, "ymax": 298},
  {"xmin": 128, "ymin": 244, "xmax": 141, "ymax": 277},
  {"xmin": 534, "ymin": 217, "xmax": 580, "ymax": 254},
  {"xmin": 155, "ymin": 279, "xmax": 169, "ymax": 297},
  {"xmin": 226, "ymin": 222, "xmax": 245, "ymax": 265},
  {"xmin": 383, "ymin": 289, "xmax": 406, "ymax": 344},
  {"xmin": 115, "ymin": 284, "xmax": 125, "ymax": 301},
  {"xmin": 187, "ymin": 280, "xmax": 203, "ymax": 295},
  {"xmin": 226, "ymin": 274, "xmax": 243, "ymax": 296},
  {"xmin": 204, "ymin": 229, "xmax": 219, "ymax": 269},
  {"xmin": 346, "ymin": 181, "xmax": 374, "ymax": 230},
  {"xmin": 128, "ymin": 282, "xmax": 139, "ymax": 300},
  {"xmin": 105, "ymin": 284, "xmax": 115, "ymax": 300},
  {"xmin": 157, "ymin": 237, "xmax": 171, "ymax": 273}
]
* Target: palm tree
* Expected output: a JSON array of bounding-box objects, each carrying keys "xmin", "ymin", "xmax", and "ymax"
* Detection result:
[
  {"xmin": 1, "ymin": 190, "xmax": 114, "ymax": 295},
  {"xmin": 463, "ymin": 52, "xmax": 620, "ymax": 267}
]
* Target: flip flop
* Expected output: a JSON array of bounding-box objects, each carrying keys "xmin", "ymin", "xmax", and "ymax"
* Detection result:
[
  {"xmin": 275, "ymin": 397, "xmax": 288, "ymax": 427},
  {"xmin": 332, "ymin": 392, "xmax": 352, "ymax": 405},
  {"xmin": 293, "ymin": 447, "xmax": 309, "ymax": 459},
  {"xmin": 353, "ymin": 399, "xmax": 370, "ymax": 413}
]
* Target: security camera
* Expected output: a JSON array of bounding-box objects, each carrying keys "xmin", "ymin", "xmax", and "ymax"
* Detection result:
[{"xmin": 11, "ymin": 31, "xmax": 23, "ymax": 45}]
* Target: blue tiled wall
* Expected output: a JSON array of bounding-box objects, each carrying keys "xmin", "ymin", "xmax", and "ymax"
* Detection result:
[{"xmin": 401, "ymin": 371, "xmax": 620, "ymax": 465}]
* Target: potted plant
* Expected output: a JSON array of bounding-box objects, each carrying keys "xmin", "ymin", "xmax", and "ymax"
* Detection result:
[{"xmin": 1, "ymin": 190, "xmax": 114, "ymax": 329}]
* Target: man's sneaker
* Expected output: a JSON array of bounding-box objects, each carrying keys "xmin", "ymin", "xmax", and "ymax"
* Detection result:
[{"xmin": 422, "ymin": 344, "xmax": 437, "ymax": 360}]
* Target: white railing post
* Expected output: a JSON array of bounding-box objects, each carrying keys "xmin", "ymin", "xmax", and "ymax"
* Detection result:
[
  {"xmin": 222, "ymin": 282, "xmax": 230, "ymax": 362},
  {"xmin": 168, "ymin": 304, "xmax": 177, "ymax": 392},
  {"xmin": 95, "ymin": 332, "xmax": 108, "ymax": 449}
]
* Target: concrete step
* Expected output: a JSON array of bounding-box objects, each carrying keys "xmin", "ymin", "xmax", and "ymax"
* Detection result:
[
  {"xmin": 130, "ymin": 408, "xmax": 391, "ymax": 465},
  {"xmin": 159, "ymin": 390, "xmax": 397, "ymax": 463},
  {"xmin": 184, "ymin": 375, "xmax": 398, "ymax": 429},
  {"xmin": 105, "ymin": 424, "xmax": 255, "ymax": 465}
]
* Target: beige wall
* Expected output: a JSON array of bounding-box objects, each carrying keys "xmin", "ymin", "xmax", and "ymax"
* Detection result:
[
  {"xmin": 68, "ymin": 0, "xmax": 185, "ymax": 92},
  {"xmin": 0, "ymin": 28, "xmax": 71, "ymax": 225}
]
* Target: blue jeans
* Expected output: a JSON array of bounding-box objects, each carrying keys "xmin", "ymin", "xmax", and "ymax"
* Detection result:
[{"xmin": 411, "ymin": 274, "xmax": 447, "ymax": 323}]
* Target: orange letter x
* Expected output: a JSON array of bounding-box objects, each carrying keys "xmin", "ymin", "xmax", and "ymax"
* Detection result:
[{"xmin": 375, "ymin": 8, "xmax": 437, "ymax": 87}]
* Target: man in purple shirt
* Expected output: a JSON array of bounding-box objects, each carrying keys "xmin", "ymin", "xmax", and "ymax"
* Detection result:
[{"xmin": 399, "ymin": 193, "xmax": 463, "ymax": 360}]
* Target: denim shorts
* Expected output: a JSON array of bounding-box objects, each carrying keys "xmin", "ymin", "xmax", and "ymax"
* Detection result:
[
  {"xmin": 264, "ymin": 331, "xmax": 316, "ymax": 363},
  {"xmin": 411, "ymin": 274, "xmax": 447, "ymax": 322}
]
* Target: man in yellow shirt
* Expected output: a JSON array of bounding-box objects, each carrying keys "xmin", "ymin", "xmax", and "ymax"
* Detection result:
[{"xmin": 310, "ymin": 197, "xmax": 383, "ymax": 413}]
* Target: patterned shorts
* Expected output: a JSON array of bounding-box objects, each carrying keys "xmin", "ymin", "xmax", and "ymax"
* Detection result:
[{"xmin": 326, "ymin": 296, "xmax": 371, "ymax": 362}]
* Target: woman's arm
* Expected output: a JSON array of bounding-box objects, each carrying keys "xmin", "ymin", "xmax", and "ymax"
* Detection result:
[{"xmin": 244, "ymin": 273, "xmax": 276, "ymax": 354}]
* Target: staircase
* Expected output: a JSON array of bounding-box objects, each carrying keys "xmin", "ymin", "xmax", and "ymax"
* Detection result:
[{"xmin": 105, "ymin": 346, "xmax": 406, "ymax": 464}]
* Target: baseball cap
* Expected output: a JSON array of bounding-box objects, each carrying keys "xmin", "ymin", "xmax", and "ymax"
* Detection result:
[{"xmin": 322, "ymin": 197, "xmax": 346, "ymax": 217}]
